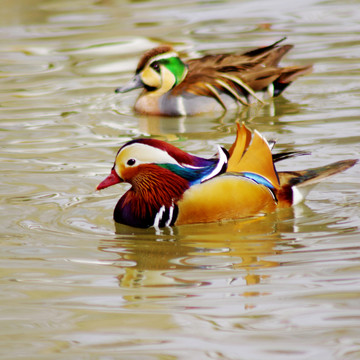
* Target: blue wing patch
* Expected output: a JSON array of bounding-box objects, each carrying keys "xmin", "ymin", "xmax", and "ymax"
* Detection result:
[
  {"xmin": 241, "ymin": 172, "xmax": 275, "ymax": 189},
  {"xmin": 158, "ymin": 146, "xmax": 228, "ymax": 186}
]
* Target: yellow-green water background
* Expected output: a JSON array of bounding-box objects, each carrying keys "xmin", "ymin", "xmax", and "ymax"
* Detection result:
[{"xmin": 1, "ymin": 0, "xmax": 360, "ymax": 359}]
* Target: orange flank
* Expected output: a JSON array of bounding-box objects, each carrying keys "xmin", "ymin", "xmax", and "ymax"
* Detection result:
[{"xmin": 176, "ymin": 174, "xmax": 277, "ymax": 225}]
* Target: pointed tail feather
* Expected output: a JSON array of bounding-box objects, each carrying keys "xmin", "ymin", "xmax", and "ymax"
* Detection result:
[
  {"xmin": 274, "ymin": 65, "xmax": 313, "ymax": 96},
  {"xmin": 277, "ymin": 159, "xmax": 358, "ymax": 207},
  {"xmin": 278, "ymin": 65, "xmax": 313, "ymax": 83},
  {"xmin": 241, "ymin": 38, "xmax": 292, "ymax": 67},
  {"xmin": 272, "ymin": 150, "xmax": 311, "ymax": 163}
]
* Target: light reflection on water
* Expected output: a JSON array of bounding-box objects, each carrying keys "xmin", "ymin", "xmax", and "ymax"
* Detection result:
[{"xmin": 1, "ymin": 0, "xmax": 360, "ymax": 359}]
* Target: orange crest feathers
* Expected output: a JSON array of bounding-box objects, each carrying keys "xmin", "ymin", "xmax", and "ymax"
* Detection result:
[{"xmin": 227, "ymin": 123, "xmax": 280, "ymax": 189}]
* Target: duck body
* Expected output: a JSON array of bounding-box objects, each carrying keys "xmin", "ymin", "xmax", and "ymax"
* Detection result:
[
  {"xmin": 134, "ymin": 91, "xmax": 232, "ymax": 116},
  {"xmin": 97, "ymin": 124, "xmax": 357, "ymax": 229},
  {"xmin": 116, "ymin": 39, "xmax": 313, "ymax": 116},
  {"xmin": 175, "ymin": 173, "xmax": 277, "ymax": 225}
]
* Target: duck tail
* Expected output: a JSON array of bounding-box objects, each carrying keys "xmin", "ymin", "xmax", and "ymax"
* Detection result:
[
  {"xmin": 272, "ymin": 150, "xmax": 310, "ymax": 163},
  {"xmin": 273, "ymin": 64, "xmax": 313, "ymax": 96},
  {"xmin": 276, "ymin": 159, "xmax": 358, "ymax": 207},
  {"xmin": 241, "ymin": 37, "xmax": 290, "ymax": 64}
]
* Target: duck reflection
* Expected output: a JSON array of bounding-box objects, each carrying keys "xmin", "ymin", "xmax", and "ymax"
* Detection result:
[
  {"xmin": 135, "ymin": 97, "xmax": 303, "ymax": 138},
  {"xmin": 98, "ymin": 201, "xmax": 356, "ymax": 307},
  {"xmin": 98, "ymin": 206, "xmax": 300, "ymax": 296}
]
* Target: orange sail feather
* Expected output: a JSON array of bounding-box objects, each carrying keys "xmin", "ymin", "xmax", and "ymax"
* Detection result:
[{"xmin": 227, "ymin": 123, "xmax": 280, "ymax": 189}]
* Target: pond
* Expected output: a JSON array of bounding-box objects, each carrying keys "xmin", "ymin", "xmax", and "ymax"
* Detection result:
[{"xmin": 1, "ymin": 0, "xmax": 360, "ymax": 359}]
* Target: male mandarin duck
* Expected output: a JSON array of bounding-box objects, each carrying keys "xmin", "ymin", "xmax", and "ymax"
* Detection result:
[
  {"xmin": 97, "ymin": 123, "xmax": 357, "ymax": 229},
  {"xmin": 115, "ymin": 38, "xmax": 312, "ymax": 116}
]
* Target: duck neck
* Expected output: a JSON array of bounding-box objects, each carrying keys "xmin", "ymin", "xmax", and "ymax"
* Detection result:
[
  {"xmin": 114, "ymin": 166, "xmax": 189, "ymax": 228},
  {"xmin": 152, "ymin": 59, "xmax": 188, "ymax": 97}
]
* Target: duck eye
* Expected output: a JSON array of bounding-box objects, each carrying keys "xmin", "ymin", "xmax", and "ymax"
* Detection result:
[
  {"xmin": 127, "ymin": 158, "xmax": 136, "ymax": 166},
  {"xmin": 151, "ymin": 61, "xmax": 160, "ymax": 72}
]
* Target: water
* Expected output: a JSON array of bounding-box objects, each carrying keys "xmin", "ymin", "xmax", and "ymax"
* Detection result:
[{"xmin": 1, "ymin": 0, "xmax": 360, "ymax": 359}]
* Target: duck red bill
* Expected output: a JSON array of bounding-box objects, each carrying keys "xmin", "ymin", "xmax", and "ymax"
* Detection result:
[{"xmin": 97, "ymin": 169, "xmax": 122, "ymax": 190}]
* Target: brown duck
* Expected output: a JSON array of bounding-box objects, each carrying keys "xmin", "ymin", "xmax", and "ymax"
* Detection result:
[{"xmin": 115, "ymin": 38, "xmax": 312, "ymax": 116}]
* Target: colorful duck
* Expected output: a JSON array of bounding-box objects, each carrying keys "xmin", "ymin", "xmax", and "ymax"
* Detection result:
[
  {"xmin": 115, "ymin": 38, "xmax": 312, "ymax": 116},
  {"xmin": 97, "ymin": 123, "xmax": 357, "ymax": 229}
]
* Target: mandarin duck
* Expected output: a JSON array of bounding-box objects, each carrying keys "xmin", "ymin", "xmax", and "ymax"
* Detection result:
[
  {"xmin": 115, "ymin": 38, "xmax": 312, "ymax": 116},
  {"xmin": 97, "ymin": 124, "xmax": 357, "ymax": 229}
]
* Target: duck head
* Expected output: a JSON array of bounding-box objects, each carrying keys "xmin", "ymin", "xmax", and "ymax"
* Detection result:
[
  {"xmin": 115, "ymin": 46, "xmax": 188, "ymax": 96},
  {"xmin": 97, "ymin": 138, "xmax": 228, "ymax": 228}
]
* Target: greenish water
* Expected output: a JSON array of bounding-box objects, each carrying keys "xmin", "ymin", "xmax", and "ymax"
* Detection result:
[{"xmin": 1, "ymin": 0, "xmax": 360, "ymax": 359}]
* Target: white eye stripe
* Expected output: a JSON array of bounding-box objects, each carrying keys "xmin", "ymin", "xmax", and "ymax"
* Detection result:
[
  {"xmin": 148, "ymin": 52, "xmax": 179, "ymax": 66},
  {"xmin": 119, "ymin": 143, "xmax": 180, "ymax": 166}
]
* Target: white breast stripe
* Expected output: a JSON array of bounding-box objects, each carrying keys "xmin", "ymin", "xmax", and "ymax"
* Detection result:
[
  {"xmin": 153, "ymin": 205, "xmax": 166, "ymax": 228},
  {"xmin": 166, "ymin": 205, "xmax": 174, "ymax": 227}
]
